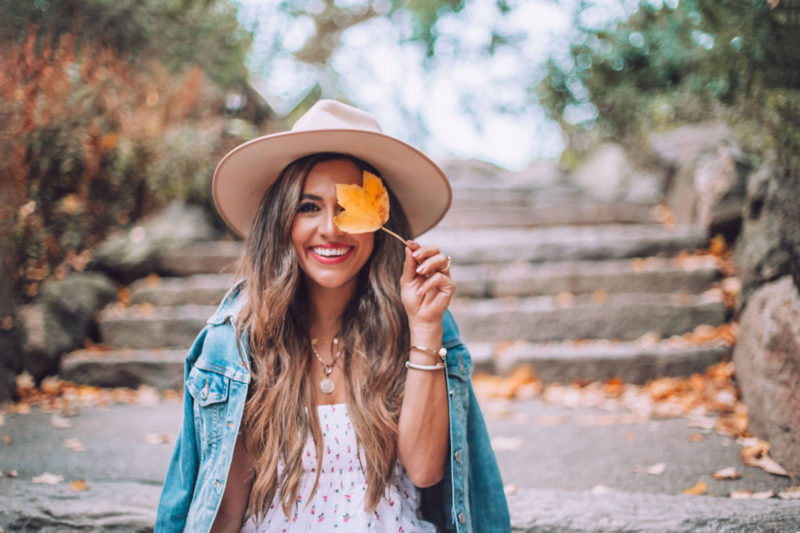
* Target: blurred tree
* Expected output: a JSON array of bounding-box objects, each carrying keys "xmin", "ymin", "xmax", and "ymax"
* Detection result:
[
  {"xmin": 537, "ymin": 0, "xmax": 800, "ymax": 169},
  {"xmin": 0, "ymin": 0, "xmax": 251, "ymax": 86}
]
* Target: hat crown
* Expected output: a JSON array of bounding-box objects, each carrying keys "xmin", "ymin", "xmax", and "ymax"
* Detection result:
[{"xmin": 291, "ymin": 99, "xmax": 383, "ymax": 134}]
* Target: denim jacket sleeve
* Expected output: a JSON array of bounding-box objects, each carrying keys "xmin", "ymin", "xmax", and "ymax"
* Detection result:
[
  {"xmin": 155, "ymin": 316, "xmax": 251, "ymax": 533},
  {"xmin": 155, "ymin": 327, "xmax": 207, "ymax": 533},
  {"xmin": 419, "ymin": 310, "xmax": 511, "ymax": 533}
]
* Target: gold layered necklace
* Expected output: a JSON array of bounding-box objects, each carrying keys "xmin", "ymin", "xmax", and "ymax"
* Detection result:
[{"xmin": 310, "ymin": 336, "xmax": 342, "ymax": 395}]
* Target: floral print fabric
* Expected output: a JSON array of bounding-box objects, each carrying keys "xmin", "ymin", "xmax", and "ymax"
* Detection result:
[{"xmin": 240, "ymin": 403, "xmax": 437, "ymax": 533}]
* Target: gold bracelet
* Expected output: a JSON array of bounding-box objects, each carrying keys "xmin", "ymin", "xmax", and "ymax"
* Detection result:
[
  {"xmin": 410, "ymin": 345, "xmax": 447, "ymax": 361},
  {"xmin": 405, "ymin": 360, "xmax": 445, "ymax": 371}
]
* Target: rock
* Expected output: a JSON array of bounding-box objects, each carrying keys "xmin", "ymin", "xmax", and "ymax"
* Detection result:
[
  {"xmin": 732, "ymin": 276, "xmax": 800, "ymax": 477},
  {"xmin": 734, "ymin": 162, "xmax": 800, "ymax": 309},
  {"xmin": 650, "ymin": 122, "xmax": 749, "ymax": 234},
  {"xmin": 507, "ymin": 487, "xmax": 800, "ymax": 532},
  {"xmin": 60, "ymin": 348, "xmax": 186, "ymax": 390},
  {"xmin": 93, "ymin": 201, "xmax": 218, "ymax": 282},
  {"xmin": 650, "ymin": 122, "xmax": 733, "ymax": 168},
  {"xmin": 693, "ymin": 145, "xmax": 748, "ymax": 240},
  {"xmin": 20, "ymin": 273, "xmax": 116, "ymax": 380},
  {"xmin": 0, "ymin": 480, "xmax": 159, "ymax": 532},
  {"xmin": 571, "ymin": 143, "xmax": 664, "ymax": 205}
]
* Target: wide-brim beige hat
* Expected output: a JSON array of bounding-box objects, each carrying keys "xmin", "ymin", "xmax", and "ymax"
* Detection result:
[{"xmin": 212, "ymin": 99, "xmax": 452, "ymax": 239}]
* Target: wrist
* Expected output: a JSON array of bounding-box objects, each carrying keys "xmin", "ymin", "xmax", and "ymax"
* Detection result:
[{"xmin": 408, "ymin": 321, "xmax": 443, "ymax": 342}]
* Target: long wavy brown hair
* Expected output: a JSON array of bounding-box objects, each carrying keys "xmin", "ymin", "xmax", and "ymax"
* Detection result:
[{"xmin": 236, "ymin": 153, "xmax": 413, "ymax": 520}]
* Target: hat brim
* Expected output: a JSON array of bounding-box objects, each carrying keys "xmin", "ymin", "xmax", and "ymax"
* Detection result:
[{"xmin": 212, "ymin": 129, "xmax": 452, "ymax": 239}]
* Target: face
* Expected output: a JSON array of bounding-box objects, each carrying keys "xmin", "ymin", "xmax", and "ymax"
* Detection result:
[{"xmin": 291, "ymin": 158, "xmax": 375, "ymax": 292}]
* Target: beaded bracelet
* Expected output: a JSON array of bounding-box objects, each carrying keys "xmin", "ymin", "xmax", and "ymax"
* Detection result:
[
  {"xmin": 410, "ymin": 345, "xmax": 447, "ymax": 361},
  {"xmin": 405, "ymin": 360, "xmax": 445, "ymax": 371}
]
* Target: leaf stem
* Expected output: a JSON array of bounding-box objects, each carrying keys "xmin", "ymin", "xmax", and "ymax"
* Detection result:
[{"xmin": 380, "ymin": 226, "xmax": 407, "ymax": 245}]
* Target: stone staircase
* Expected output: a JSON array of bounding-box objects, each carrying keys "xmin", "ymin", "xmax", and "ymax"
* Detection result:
[{"xmin": 60, "ymin": 164, "xmax": 732, "ymax": 388}]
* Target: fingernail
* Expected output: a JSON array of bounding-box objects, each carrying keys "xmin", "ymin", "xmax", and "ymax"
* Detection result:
[
  {"xmin": 416, "ymin": 265, "xmax": 424, "ymax": 274},
  {"xmin": 413, "ymin": 251, "xmax": 421, "ymax": 258}
]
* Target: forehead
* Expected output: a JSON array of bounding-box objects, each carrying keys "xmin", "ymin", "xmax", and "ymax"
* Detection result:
[{"xmin": 303, "ymin": 159, "xmax": 363, "ymax": 194}]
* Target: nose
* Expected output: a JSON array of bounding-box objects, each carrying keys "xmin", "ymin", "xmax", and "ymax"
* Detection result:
[{"xmin": 320, "ymin": 206, "xmax": 345, "ymax": 238}]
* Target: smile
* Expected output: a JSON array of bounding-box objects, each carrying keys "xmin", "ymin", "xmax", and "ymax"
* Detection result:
[{"xmin": 310, "ymin": 246, "xmax": 354, "ymax": 264}]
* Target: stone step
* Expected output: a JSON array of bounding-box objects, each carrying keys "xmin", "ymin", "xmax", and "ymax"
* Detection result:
[
  {"xmin": 59, "ymin": 338, "xmax": 728, "ymax": 390},
  {"xmin": 423, "ymin": 224, "xmax": 707, "ymax": 265},
  {"xmin": 468, "ymin": 339, "xmax": 729, "ymax": 384},
  {"xmin": 449, "ymin": 293, "xmax": 726, "ymax": 343},
  {"xmin": 156, "ymin": 225, "xmax": 707, "ymax": 276},
  {"xmin": 100, "ymin": 293, "xmax": 726, "ymax": 350},
  {"xmin": 439, "ymin": 200, "xmax": 659, "ymax": 228},
  {"xmin": 132, "ymin": 257, "xmax": 719, "ymax": 307},
  {"xmin": 506, "ymin": 488, "xmax": 800, "ymax": 532},
  {"xmin": 59, "ymin": 348, "xmax": 185, "ymax": 390}
]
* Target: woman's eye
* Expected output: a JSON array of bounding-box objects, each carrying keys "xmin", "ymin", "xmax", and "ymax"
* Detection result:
[{"xmin": 297, "ymin": 202, "xmax": 319, "ymax": 213}]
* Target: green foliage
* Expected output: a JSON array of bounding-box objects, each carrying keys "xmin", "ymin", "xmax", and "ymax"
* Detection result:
[
  {"xmin": 0, "ymin": 0, "xmax": 251, "ymax": 86},
  {"xmin": 538, "ymin": 0, "xmax": 800, "ymax": 170}
]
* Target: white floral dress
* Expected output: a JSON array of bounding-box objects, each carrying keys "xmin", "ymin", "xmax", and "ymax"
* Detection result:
[{"xmin": 239, "ymin": 403, "xmax": 437, "ymax": 532}]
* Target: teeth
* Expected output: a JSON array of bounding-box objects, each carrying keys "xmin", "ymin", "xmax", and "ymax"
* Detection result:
[{"xmin": 313, "ymin": 247, "xmax": 350, "ymax": 257}]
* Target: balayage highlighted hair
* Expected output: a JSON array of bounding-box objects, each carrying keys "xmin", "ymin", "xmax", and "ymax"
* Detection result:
[{"xmin": 236, "ymin": 153, "xmax": 413, "ymax": 520}]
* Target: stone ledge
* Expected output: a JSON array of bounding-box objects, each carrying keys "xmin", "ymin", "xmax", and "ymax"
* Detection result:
[{"xmin": 507, "ymin": 487, "xmax": 800, "ymax": 532}]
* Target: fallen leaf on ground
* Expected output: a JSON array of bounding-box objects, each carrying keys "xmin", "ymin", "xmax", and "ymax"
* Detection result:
[
  {"xmin": 752, "ymin": 489, "xmax": 776, "ymax": 499},
  {"xmin": 689, "ymin": 433, "xmax": 704, "ymax": 442},
  {"xmin": 644, "ymin": 463, "xmax": 666, "ymax": 475},
  {"xmin": 730, "ymin": 490, "xmax": 753, "ymax": 499},
  {"xmin": 70, "ymin": 479, "xmax": 89, "ymax": 492},
  {"xmin": 0, "ymin": 414, "xmax": 4, "ymax": 427},
  {"xmin": 712, "ymin": 467, "xmax": 741, "ymax": 480},
  {"xmin": 591, "ymin": 484, "xmax": 614, "ymax": 495},
  {"xmin": 64, "ymin": 438, "xmax": 85, "ymax": 452},
  {"xmin": 2, "ymin": 435, "xmax": 11, "ymax": 444},
  {"xmin": 491, "ymin": 436, "xmax": 522, "ymax": 451},
  {"xmin": 7, "ymin": 470, "xmax": 18, "ymax": 477},
  {"xmin": 32, "ymin": 472, "xmax": 64, "ymax": 485},
  {"xmin": 50, "ymin": 414, "xmax": 73, "ymax": 429},
  {"xmin": 740, "ymin": 440, "xmax": 789, "ymax": 476},
  {"xmin": 683, "ymin": 481, "xmax": 707, "ymax": 495},
  {"xmin": 554, "ymin": 291, "xmax": 574, "ymax": 307},
  {"xmin": 503, "ymin": 484, "xmax": 518, "ymax": 496},
  {"xmin": 778, "ymin": 487, "xmax": 800, "ymax": 500},
  {"xmin": 145, "ymin": 433, "xmax": 174, "ymax": 445}
]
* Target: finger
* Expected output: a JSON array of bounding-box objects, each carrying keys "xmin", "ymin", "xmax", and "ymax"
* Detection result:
[
  {"xmin": 416, "ymin": 272, "xmax": 456, "ymax": 297},
  {"xmin": 406, "ymin": 240, "xmax": 421, "ymax": 252},
  {"xmin": 415, "ymin": 253, "xmax": 451, "ymax": 277},
  {"xmin": 411, "ymin": 245, "xmax": 440, "ymax": 264},
  {"xmin": 401, "ymin": 245, "xmax": 418, "ymax": 284}
]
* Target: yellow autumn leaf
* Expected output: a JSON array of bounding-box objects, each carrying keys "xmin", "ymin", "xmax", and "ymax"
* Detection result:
[
  {"xmin": 683, "ymin": 480, "xmax": 707, "ymax": 495},
  {"xmin": 70, "ymin": 479, "xmax": 89, "ymax": 492},
  {"xmin": 334, "ymin": 171, "xmax": 390, "ymax": 234}
]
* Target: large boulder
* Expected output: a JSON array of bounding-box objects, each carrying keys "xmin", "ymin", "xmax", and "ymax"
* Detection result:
[
  {"xmin": 571, "ymin": 143, "xmax": 664, "ymax": 204},
  {"xmin": 92, "ymin": 201, "xmax": 218, "ymax": 282},
  {"xmin": 734, "ymin": 162, "xmax": 800, "ymax": 309},
  {"xmin": 732, "ymin": 276, "xmax": 800, "ymax": 477},
  {"xmin": 20, "ymin": 273, "xmax": 117, "ymax": 380},
  {"xmin": 649, "ymin": 122, "xmax": 749, "ymax": 237}
]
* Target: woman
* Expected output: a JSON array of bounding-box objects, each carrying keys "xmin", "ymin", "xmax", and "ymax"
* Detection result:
[{"xmin": 155, "ymin": 100, "xmax": 510, "ymax": 533}]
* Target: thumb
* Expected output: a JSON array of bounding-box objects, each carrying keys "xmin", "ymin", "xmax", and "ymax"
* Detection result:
[{"xmin": 400, "ymin": 245, "xmax": 417, "ymax": 284}]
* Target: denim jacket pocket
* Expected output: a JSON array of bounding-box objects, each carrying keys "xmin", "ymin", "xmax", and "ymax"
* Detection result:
[
  {"xmin": 186, "ymin": 365, "xmax": 231, "ymax": 447},
  {"xmin": 444, "ymin": 342, "xmax": 473, "ymax": 383}
]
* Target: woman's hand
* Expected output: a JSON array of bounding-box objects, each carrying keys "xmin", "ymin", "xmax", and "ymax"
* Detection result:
[{"xmin": 400, "ymin": 241, "xmax": 455, "ymax": 329}]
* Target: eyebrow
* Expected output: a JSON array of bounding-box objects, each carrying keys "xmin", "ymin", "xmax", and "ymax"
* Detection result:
[{"xmin": 300, "ymin": 193, "xmax": 323, "ymax": 201}]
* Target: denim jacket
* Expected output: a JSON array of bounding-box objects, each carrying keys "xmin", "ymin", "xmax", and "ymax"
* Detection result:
[{"xmin": 155, "ymin": 284, "xmax": 510, "ymax": 532}]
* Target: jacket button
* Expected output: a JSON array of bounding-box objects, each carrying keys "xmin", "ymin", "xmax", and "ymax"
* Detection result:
[
  {"xmin": 454, "ymin": 450, "xmax": 462, "ymax": 463},
  {"xmin": 457, "ymin": 511, "xmax": 466, "ymax": 524},
  {"xmin": 449, "ymin": 389, "xmax": 454, "ymax": 397}
]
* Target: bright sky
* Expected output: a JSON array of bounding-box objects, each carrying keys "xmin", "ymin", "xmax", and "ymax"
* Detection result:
[{"xmin": 234, "ymin": 0, "xmax": 639, "ymax": 170}]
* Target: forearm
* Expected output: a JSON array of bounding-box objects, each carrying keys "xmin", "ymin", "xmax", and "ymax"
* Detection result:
[{"xmin": 397, "ymin": 322, "xmax": 450, "ymax": 488}]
